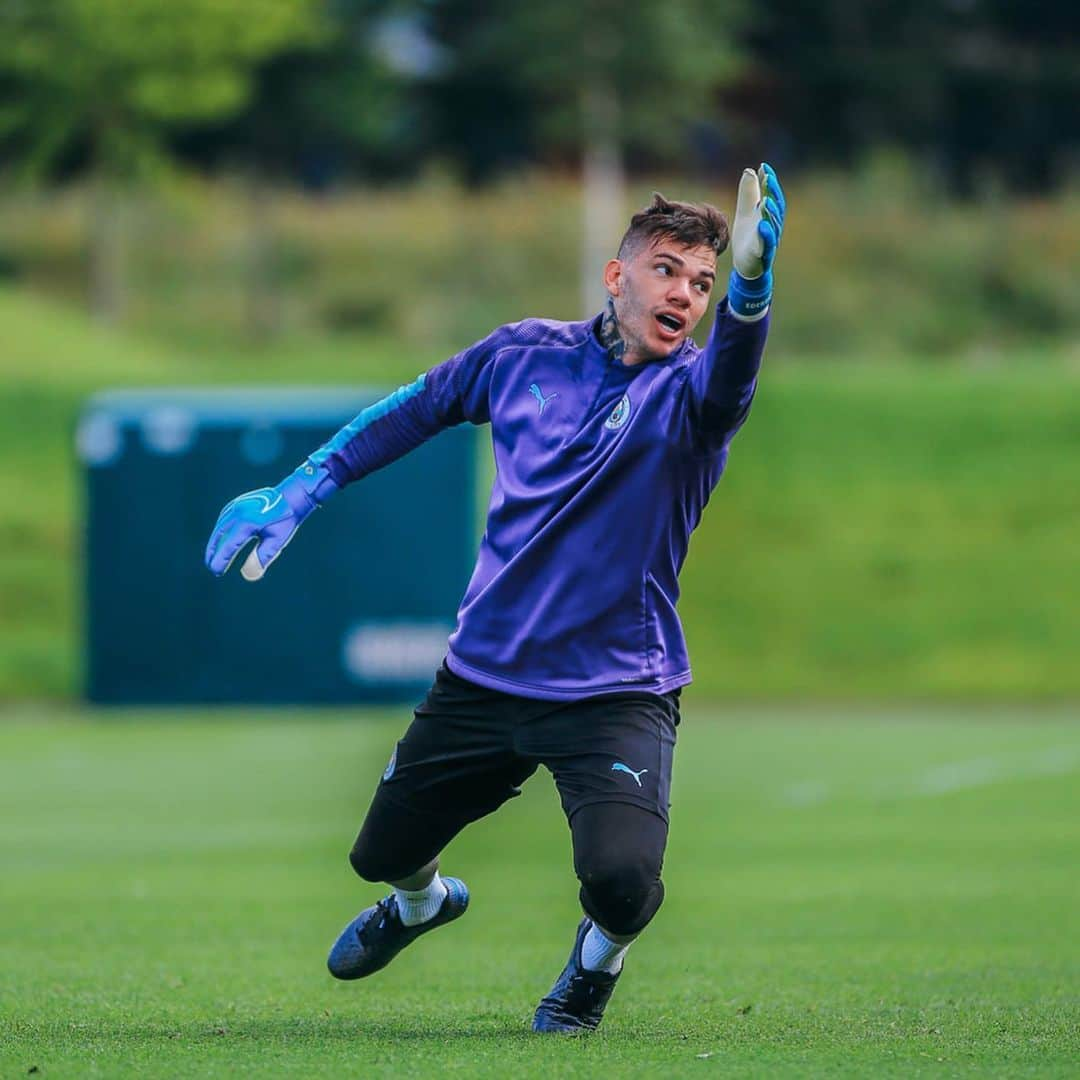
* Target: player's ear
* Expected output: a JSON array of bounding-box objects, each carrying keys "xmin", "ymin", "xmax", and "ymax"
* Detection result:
[{"xmin": 603, "ymin": 258, "xmax": 623, "ymax": 297}]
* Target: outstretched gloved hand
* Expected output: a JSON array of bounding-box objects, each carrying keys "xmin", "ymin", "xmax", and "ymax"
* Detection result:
[
  {"xmin": 728, "ymin": 162, "xmax": 786, "ymax": 321},
  {"xmin": 204, "ymin": 460, "xmax": 339, "ymax": 581}
]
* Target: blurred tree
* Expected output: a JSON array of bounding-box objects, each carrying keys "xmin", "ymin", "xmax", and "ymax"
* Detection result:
[
  {"xmin": 417, "ymin": 4, "xmax": 537, "ymax": 185},
  {"xmin": 740, "ymin": 0, "xmax": 1079, "ymax": 195},
  {"xmin": 424, "ymin": 0, "xmax": 746, "ymax": 314},
  {"xmin": 172, "ymin": 1, "xmax": 423, "ymax": 337},
  {"xmin": 937, "ymin": 0, "xmax": 1079, "ymax": 195},
  {"xmin": 0, "ymin": 0, "xmax": 323, "ymax": 322},
  {"xmin": 176, "ymin": 1, "xmax": 426, "ymax": 186}
]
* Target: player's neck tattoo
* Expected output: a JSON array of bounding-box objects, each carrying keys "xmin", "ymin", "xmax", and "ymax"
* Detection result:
[{"xmin": 599, "ymin": 297, "xmax": 626, "ymax": 363}]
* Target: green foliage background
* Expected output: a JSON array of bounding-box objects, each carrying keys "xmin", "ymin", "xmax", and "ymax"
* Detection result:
[
  {"xmin": 0, "ymin": 0, "xmax": 323, "ymax": 177},
  {"xmin": 2, "ymin": 166, "xmax": 1076, "ymax": 356}
]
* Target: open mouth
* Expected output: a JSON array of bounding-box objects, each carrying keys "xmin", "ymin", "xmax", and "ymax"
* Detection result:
[{"xmin": 655, "ymin": 312, "xmax": 685, "ymax": 335}]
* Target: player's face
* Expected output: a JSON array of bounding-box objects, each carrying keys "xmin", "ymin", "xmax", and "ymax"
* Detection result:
[{"xmin": 603, "ymin": 239, "xmax": 717, "ymax": 365}]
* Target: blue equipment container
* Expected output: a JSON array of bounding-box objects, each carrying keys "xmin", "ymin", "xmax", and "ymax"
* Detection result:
[{"xmin": 78, "ymin": 388, "xmax": 478, "ymax": 704}]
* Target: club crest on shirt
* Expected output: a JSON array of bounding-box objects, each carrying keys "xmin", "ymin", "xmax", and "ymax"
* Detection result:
[{"xmin": 604, "ymin": 393, "xmax": 631, "ymax": 430}]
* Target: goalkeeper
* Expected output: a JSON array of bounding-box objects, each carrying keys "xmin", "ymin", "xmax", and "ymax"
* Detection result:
[{"xmin": 206, "ymin": 164, "xmax": 785, "ymax": 1034}]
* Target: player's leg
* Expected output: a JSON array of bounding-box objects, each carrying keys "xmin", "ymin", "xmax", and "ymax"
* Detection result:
[
  {"xmin": 328, "ymin": 662, "xmax": 535, "ymax": 980},
  {"xmin": 328, "ymin": 783, "xmax": 476, "ymax": 981},
  {"xmin": 572, "ymin": 801, "xmax": 668, "ymax": 969},
  {"xmin": 528, "ymin": 688, "xmax": 679, "ymax": 1032},
  {"xmin": 532, "ymin": 802, "xmax": 669, "ymax": 1033}
]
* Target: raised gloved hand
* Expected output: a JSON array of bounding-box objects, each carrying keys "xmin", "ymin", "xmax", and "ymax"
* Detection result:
[
  {"xmin": 728, "ymin": 162, "xmax": 786, "ymax": 321},
  {"xmin": 204, "ymin": 460, "xmax": 339, "ymax": 581}
]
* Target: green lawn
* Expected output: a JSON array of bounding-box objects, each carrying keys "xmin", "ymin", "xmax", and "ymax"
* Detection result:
[{"xmin": 2, "ymin": 705, "xmax": 1077, "ymax": 1076}]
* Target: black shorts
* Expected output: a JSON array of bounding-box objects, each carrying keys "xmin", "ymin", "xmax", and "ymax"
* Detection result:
[{"xmin": 352, "ymin": 662, "xmax": 680, "ymax": 881}]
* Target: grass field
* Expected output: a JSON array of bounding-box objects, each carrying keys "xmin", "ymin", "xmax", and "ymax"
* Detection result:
[{"xmin": 2, "ymin": 705, "xmax": 1077, "ymax": 1077}]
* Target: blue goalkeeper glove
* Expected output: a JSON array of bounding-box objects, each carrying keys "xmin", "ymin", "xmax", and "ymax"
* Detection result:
[
  {"xmin": 204, "ymin": 460, "xmax": 339, "ymax": 581},
  {"xmin": 728, "ymin": 161, "xmax": 786, "ymax": 321}
]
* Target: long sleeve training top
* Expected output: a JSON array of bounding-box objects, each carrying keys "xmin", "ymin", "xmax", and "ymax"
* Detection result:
[{"xmin": 311, "ymin": 299, "xmax": 770, "ymax": 700}]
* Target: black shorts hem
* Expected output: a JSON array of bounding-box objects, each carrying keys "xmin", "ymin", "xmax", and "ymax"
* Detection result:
[
  {"xmin": 564, "ymin": 793, "xmax": 670, "ymax": 826},
  {"xmin": 375, "ymin": 781, "xmax": 508, "ymax": 829}
]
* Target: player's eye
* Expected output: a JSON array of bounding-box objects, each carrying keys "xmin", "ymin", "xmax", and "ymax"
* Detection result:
[
  {"xmin": 695, "ymin": 280, "xmax": 711, "ymax": 294},
  {"xmin": 655, "ymin": 263, "xmax": 671, "ymax": 275}
]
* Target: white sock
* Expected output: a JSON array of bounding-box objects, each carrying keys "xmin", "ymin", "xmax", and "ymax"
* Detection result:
[
  {"xmin": 393, "ymin": 872, "xmax": 448, "ymax": 927},
  {"xmin": 580, "ymin": 922, "xmax": 633, "ymax": 975}
]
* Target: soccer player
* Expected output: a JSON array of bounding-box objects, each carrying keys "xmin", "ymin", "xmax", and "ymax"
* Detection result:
[{"xmin": 205, "ymin": 164, "xmax": 785, "ymax": 1033}]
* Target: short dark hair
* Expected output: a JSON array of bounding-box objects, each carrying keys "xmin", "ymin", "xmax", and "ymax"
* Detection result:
[{"xmin": 617, "ymin": 192, "xmax": 729, "ymax": 260}]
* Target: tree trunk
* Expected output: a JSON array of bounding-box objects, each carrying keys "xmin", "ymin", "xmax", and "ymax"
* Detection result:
[
  {"xmin": 246, "ymin": 175, "xmax": 281, "ymax": 341},
  {"xmin": 580, "ymin": 76, "xmax": 625, "ymax": 317},
  {"xmin": 88, "ymin": 175, "xmax": 125, "ymax": 324}
]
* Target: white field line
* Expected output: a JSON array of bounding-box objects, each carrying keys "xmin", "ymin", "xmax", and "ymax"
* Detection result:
[{"xmin": 780, "ymin": 744, "xmax": 1080, "ymax": 806}]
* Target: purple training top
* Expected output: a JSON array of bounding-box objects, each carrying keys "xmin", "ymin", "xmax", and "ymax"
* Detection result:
[{"xmin": 312, "ymin": 298, "xmax": 770, "ymax": 700}]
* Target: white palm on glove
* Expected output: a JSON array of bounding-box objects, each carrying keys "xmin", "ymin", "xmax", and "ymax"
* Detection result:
[{"xmin": 728, "ymin": 162, "xmax": 786, "ymax": 320}]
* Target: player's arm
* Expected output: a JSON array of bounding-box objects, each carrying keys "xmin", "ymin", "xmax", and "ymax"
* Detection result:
[
  {"xmin": 204, "ymin": 328, "xmax": 504, "ymax": 582},
  {"xmin": 685, "ymin": 163, "xmax": 786, "ymax": 447}
]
